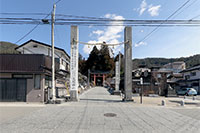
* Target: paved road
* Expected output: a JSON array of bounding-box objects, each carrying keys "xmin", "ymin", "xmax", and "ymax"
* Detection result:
[{"xmin": 0, "ymin": 87, "xmax": 200, "ymax": 133}]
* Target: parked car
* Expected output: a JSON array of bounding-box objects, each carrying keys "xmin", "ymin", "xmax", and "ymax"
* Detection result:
[{"xmin": 176, "ymin": 88, "xmax": 197, "ymax": 96}]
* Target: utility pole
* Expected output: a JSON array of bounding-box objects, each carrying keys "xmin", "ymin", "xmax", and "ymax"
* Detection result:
[
  {"xmin": 140, "ymin": 77, "xmax": 143, "ymax": 104},
  {"xmin": 51, "ymin": 4, "xmax": 56, "ymax": 102}
]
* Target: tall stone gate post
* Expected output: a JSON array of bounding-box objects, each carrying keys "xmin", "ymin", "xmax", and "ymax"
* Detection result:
[
  {"xmin": 124, "ymin": 27, "xmax": 133, "ymax": 101},
  {"xmin": 70, "ymin": 26, "xmax": 79, "ymax": 101}
]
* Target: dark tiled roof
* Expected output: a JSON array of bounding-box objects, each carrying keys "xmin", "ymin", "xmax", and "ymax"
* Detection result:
[{"xmin": 0, "ymin": 54, "xmax": 47, "ymax": 73}]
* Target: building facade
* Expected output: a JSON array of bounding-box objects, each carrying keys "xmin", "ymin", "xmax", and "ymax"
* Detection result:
[
  {"xmin": 0, "ymin": 40, "xmax": 70, "ymax": 102},
  {"xmin": 15, "ymin": 39, "xmax": 70, "ymax": 74},
  {"xmin": 162, "ymin": 61, "xmax": 186, "ymax": 73},
  {"xmin": 179, "ymin": 64, "xmax": 200, "ymax": 94}
]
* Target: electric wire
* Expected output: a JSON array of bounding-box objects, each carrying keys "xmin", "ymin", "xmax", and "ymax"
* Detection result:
[
  {"xmin": 190, "ymin": 14, "xmax": 200, "ymax": 20},
  {"xmin": 1, "ymin": 18, "xmax": 200, "ymax": 25},
  {"xmin": 15, "ymin": 0, "xmax": 62, "ymax": 44},
  {"xmin": 135, "ymin": 0, "xmax": 192, "ymax": 45},
  {"xmin": 0, "ymin": 13, "xmax": 109, "ymax": 20},
  {"xmin": 15, "ymin": 14, "xmax": 49, "ymax": 44},
  {"xmin": 171, "ymin": 0, "xmax": 199, "ymax": 19},
  {"xmin": 1, "ymin": 22, "xmax": 200, "ymax": 27}
]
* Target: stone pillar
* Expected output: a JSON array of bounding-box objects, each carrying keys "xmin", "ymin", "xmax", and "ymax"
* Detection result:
[
  {"xmin": 115, "ymin": 61, "xmax": 120, "ymax": 92},
  {"xmin": 124, "ymin": 26, "xmax": 133, "ymax": 101},
  {"xmin": 70, "ymin": 26, "xmax": 79, "ymax": 101}
]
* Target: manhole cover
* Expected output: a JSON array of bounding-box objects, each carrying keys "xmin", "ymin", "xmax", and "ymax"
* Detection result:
[{"xmin": 104, "ymin": 113, "xmax": 117, "ymax": 117}]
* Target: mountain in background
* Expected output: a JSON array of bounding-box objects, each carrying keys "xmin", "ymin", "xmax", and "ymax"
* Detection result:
[
  {"xmin": 0, "ymin": 41, "xmax": 199, "ymax": 69},
  {"xmin": 0, "ymin": 41, "xmax": 20, "ymax": 54},
  {"xmin": 132, "ymin": 54, "xmax": 200, "ymax": 69}
]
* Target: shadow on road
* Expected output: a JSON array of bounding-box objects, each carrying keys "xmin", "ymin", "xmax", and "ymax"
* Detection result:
[{"xmin": 80, "ymin": 98, "xmax": 122, "ymax": 103}]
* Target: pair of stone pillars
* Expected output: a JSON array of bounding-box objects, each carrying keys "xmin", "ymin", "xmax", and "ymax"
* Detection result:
[{"xmin": 70, "ymin": 26, "xmax": 132, "ymax": 101}]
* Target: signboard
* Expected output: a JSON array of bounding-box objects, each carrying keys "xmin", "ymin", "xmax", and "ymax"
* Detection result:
[
  {"xmin": 70, "ymin": 40, "xmax": 78, "ymax": 91},
  {"xmin": 140, "ymin": 77, "xmax": 143, "ymax": 85}
]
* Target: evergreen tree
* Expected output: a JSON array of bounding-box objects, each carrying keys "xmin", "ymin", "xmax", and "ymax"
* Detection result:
[{"xmin": 80, "ymin": 45, "xmax": 115, "ymax": 76}]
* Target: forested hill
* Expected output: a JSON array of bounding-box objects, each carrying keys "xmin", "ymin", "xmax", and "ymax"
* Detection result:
[
  {"xmin": 132, "ymin": 54, "xmax": 200, "ymax": 69},
  {"xmin": 0, "ymin": 41, "xmax": 20, "ymax": 54}
]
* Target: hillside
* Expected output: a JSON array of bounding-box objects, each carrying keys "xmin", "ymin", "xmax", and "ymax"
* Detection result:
[
  {"xmin": 0, "ymin": 41, "xmax": 20, "ymax": 54},
  {"xmin": 132, "ymin": 54, "xmax": 200, "ymax": 69}
]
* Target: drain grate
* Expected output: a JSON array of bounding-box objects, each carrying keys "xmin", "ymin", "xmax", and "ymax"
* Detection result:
[{"xmin": 104, "ymin": 113, "xmax": 117, "ymax": 117}]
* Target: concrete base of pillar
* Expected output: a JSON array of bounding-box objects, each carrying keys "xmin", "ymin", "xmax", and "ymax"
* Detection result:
[
  {"xmin": 122, "ymin": 97, "xmax": 134, "ymax": 102},
  {"xmin": 113, "ymin": 91, "xmax": 121, "ymax": 95},
  {"xmin": 70, "ymin": 90, "xmax": 79, "ymax": 101},
  {"xmin": 46, "ymin": 99, "xmax": 62, "ymax": 104}
]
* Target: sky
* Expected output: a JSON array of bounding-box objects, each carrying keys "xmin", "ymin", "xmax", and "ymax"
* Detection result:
[{"xmin": 0, "ymin": 0, "xmax": 200, "ymax": 59}]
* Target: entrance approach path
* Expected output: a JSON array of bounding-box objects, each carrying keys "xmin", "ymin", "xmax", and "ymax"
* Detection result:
[{"xmin": 0, "ymin": 87, "xmax": 200, "ymax": 133}]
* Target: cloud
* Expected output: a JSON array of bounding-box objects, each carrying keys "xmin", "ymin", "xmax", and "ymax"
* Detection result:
[
  {"xmin": 92, "ymin": 30, "xmax": 104, "ymax": 36},
  {"xmin": 82, "ymin": 40, "xmax": 101, "ymax": 54},
  {"xmin": 148, "ymin": 5, "xmax": 161, "ymax": 16},
  {"xmin": 83, "ymin": 13, "xmax": 125, "ymax": 56},
  {"xmin": 135, "ymin": 41, "xmax": 147, "ymax": 47},
  {"xmin": 139, "ymin": 0, "xmax": 147, "ymax": 15},
  {"xmin": 136, "ymin": 0, "xmax": 161, "ymax": 17}
]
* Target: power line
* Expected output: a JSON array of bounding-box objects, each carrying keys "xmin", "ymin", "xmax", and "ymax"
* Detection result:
[
  {"xmin": 15, "ymin": 14, "xmax": 50, "ymax": 44},
  {"xmin": 171, "ymin": 0, "xmax": 199, "ymax": 19},
  {"xmin": 55, "ymin": 0, "xmax": 62, "ymax": 4},
  {"xmin": 1, "ymin": 22, "xmax": 200, "ymax": 27},
  {"xmin": 1, "ymin": 17, "xmax": 200, "ymax": 24},
  {"xmin": 135, "ymin": 0, "xmax": 192, "ymax": 45},
  {"xmin": 0, "ymin": 13, "xmax": 48, "ymax": 16},
  {"xmin": 190, "ymin": 14, "xmax": 200, "ymax": 20},
  {"xmin": 1, "ymin": 18, "xmax": 200, "ymax": 26},
  {"xmin": 0, "ymin": 13, "xmax": 111, "ymax": 20},
  {"xmin": 15, "ymin": 0, "xmax": 62, "ymax": 44}
]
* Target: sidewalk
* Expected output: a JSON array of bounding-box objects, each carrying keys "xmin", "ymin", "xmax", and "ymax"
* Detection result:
[
  {"xmin": 132, "ymin": 95, "xmax": 200, "ymax": 108},
  {"xmin": 0, "ymin": 102, "xmax": 45, "ymax": 107}
]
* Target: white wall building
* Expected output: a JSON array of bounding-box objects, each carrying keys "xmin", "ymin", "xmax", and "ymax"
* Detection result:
[
  {"xmin": 16, "ymin": 39, "xmax": 70, "ymax": 73},
  {"xmin": 180, "ymin": 64, "xmax": 200, "ymax": 94},
  {"xmin": 16, "ymin": 40, "xmax": 70, "ymax": 98},
  {"xmin": 161, "ymin": 61, "xmax": 186, "ymax": 73}
]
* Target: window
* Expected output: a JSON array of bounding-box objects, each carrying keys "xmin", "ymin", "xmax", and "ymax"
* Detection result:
[
  {"xmin": 45, "ymin": 76, "xmax": 52, "ymax": 87},
  {"xmin": 185, "ymin": 75, "xmax": 190, "ymax": 80},
  {"xmin": 33, "ymin": 45, "xmax": 38, "ymax": 48},
  {"xmin": 157, "ymin": 74, "xmax": 161, "ymax": 78},
  {"xmin": 192, "ymin": 82, "xmax": 199, "ymax": 86},
  {"xmin": 190, "ymin": 72, "xmax": 196, "ymax": 76},
  {"xmin": 62, "ymin": 59, "xmax": 64, "ymax": 65},
  {"xmin": 34, "ymin": 74, "xmax": 41, "ymax": 89}
]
